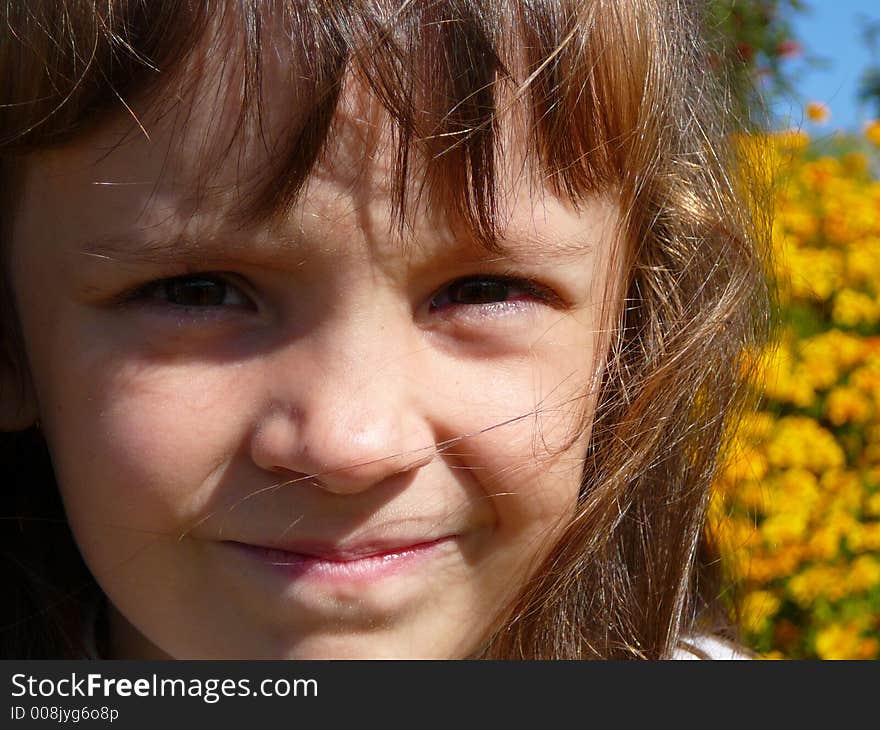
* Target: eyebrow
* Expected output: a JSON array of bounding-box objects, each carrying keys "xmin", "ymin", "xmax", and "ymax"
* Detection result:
[
  {"xmin": 77, "ymin": 224, "xmax": 596, "ymax": 269},
  {"xmin": 77, "ymin": 231, "xmax": 308, "ymax": 268}
]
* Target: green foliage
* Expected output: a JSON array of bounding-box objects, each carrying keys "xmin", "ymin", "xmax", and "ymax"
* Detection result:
[
  {"xmin": 707, "ymin": 0, "xmax": 807, "ymax": 117},
  {"xmin": 857, "ymin": 19, "xmax": 880, "ymax": 118}
]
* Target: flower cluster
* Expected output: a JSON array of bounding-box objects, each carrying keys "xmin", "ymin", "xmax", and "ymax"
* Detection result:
[{"xmin": 712, "ymin": 122, "xmax": 880, "ymax": 659}]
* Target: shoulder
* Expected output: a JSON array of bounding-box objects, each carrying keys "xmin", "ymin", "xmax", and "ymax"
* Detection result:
[{"xmin": 671, "ymin": 634, "xmax": 754, "ymax": 660}]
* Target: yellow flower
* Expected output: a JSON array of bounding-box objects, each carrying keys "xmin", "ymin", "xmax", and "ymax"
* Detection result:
[
  {"xmin": 845, "ymin": 238, "xmax": 880, "ymax": 288},
  {"xmin": 788, "ymin": 565, "xmax": 843, "ymax": 605},
  {"xmin": 865, "ymin": 492, "xmax": 880, "ymax": 517},
  {"xmin": 825, "ymin": 386, "xmax": 872, "ymax": 425},
  {"xmin": 777, "ymin": 203, "xmax": 818, "ymax": 242},
  {"xmin": 786, "ymin": 248, "xmax": 844, "ymax": 303},
  {"xmin": 842, "ymin": 152, "xmax": 869, "ymax": 178},
  {"xmin": 744, "ymin": 551, "xmax": 801, "ymax": 583},
  {"xmin": 865, "ymin": 120, "xmax": 880, "ymax": 146},
  {"xmin": 759, "ymin": 341, "xmax": 821, "ymax": 407},
  {"xmin": 759, "ymin": 651, "xmax": 786, "ymax": 660},
  {"xmin": 800, "ymin": 157, "xmax": 841, "ymax": 192},
  {"xmin": 851, "ymin": 355, "xmax": 880, "ymax": 409},
  {"xmin": 820, "ymin": 470, "xmax": 863, "ymax": 511},
  {"xmin": 805, "ymin": 101, "xmax": 830, "ymax": 124},
  {"xmin": 847, "ymin": 521, "xmax": 880, "ymax": 552},
  {"xmin": 774, "ymin": 128, "xmax": 810, "ymax": 153},
  {"xmin": 710, "ymin": 130, "xmax": 880, "ymax": 659},
  {"xmin": 807, "ymin": 330, "xmax": 867, "ymax": 371},
  {"xmin": 815, "ymin": 623, "xmax": 878, "ymax": 660},
  {"xmin": 847, "ymin": 555, "xmax": 880, "ymax": 592},
  {"xmin": 741, "ymin": 590, "xmax": 781, "ymax": 634},
  {"xmin": 719, "ymin": 445, "xmax": 768, "ymax": 486},
  {"xmin": 740, "ymin": 411, "xmax": 776, "ymax": 441},
  {"xmin": 761, "ymin": 511, "xmax": 809, "ymax": 546},
  {"xmin": 765, "ymin": 417, "xmax": 845, "ymax": 472},
  {"xmin": 734, "ymin": 479, "xmax": 768, "ymax": 512},
  {"xmin": 806, "ymin": 526, "xmax": 842, "ymax": 560},
  {"xmin": 766, "ymin": 468, "xmax": 819, "ymax": 515},
  {"xmin": 832, "ymin": 288, "xmax": 879, "ymax": 327}
]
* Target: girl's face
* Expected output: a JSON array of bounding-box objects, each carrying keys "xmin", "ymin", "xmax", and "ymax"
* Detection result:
[{"xmin": 8, "ymin": 62, "xmax": 622, "ymax": 658}]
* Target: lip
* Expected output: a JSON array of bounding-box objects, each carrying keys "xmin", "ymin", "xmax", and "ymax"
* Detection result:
[{"xmin": 222, "ymin": 536, "xmax": 457, "ymax": 583}]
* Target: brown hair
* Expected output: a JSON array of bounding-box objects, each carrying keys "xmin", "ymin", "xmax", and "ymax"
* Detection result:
[{"xmin": 0, "ymin": 0, "xmax": 770, "ymax": 658}]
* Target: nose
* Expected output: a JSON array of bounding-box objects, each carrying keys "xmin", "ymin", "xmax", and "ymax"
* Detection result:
[{"xmin": 250, "ymin": 351, "xmax": 436, "ymax": 495}]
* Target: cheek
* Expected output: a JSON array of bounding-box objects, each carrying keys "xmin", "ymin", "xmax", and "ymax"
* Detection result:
[
  {"xmin": 472, "ymin": 390, "xmax": 589, "ymax": 538},
  {"xmin": 37, "ymin": 351, "xmax": 250, "ymax": 533},
  {"xmin": 441, "ymin": 352, "xmax": 595, "ymax": 543}
]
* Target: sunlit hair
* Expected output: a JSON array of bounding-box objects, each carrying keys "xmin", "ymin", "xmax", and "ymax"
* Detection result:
[{"xmin": 0, "ymin": 0, "xmax": 770, "ymax": 658}]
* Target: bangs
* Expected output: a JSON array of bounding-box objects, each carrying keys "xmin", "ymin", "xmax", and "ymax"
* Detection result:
[{"xmin": 0, "ymin": 0, "xmax": 680, "ymax": 247}]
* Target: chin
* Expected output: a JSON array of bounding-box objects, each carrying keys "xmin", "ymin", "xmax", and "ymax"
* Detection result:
[{"xmin": 270, "ymin": 633, "xmax": 469, "ymax": 660}]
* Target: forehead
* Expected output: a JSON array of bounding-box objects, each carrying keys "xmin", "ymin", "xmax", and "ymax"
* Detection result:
[
  {"xmin": 4, "ymin": 0, "xmax": 654, "ymax": 258},
  {"xmin": 24, "ymin": 146, "xmax": 613, "ymax": 277},
  {"xmin": 14, "ymin": 15, "xmax": 622, "ymax": 271}
]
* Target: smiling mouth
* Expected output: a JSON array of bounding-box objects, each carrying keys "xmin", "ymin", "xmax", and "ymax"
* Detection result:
[{"xmin": 222, "ymin": 537, "xmax": 457, "ymax": 582}]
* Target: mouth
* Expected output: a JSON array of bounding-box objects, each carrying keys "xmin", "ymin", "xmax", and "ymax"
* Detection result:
[{"xmin": 221, "ymin": 536, "xmax": 458, "ymax": 583}]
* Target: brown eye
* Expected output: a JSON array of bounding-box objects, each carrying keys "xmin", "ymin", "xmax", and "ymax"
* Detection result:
[
  {"xmin": 139, "ymin": 275, "xmax": 252, "ymax": 309},
  {"xmin": 430, "ymin": 275, "xmax": 541, "ymax": 311},
  {"xmin": 165, "ymin": 278, "xmax": 227, "ymax": 306},
  {"xmin": 449, "ymin": 279, "xmax": 511, "ymax": 304}
]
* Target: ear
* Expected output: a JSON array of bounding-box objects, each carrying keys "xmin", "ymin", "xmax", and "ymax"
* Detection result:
[{"xmin": 0, "ymin": 347, "xmax": 38, "ymax": 431}]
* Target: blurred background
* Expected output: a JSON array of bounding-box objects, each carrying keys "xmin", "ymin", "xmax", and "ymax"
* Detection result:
[{"xmin": 709, "ymin": 0, "xmax": 880, "ymax": 659}]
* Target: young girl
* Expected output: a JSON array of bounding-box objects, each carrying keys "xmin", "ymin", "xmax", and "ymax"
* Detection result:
[{"xmin": 0, "ymin": 0, "xmax": 769, "ymax": 659}]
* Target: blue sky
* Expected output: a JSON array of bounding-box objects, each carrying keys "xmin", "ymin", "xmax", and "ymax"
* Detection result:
[{"xmin": 773, "ymin": 0, "xmax": 880, "ymax": 131}]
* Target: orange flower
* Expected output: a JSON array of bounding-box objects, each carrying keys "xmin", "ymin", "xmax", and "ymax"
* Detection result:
[
  {"xmin": 866, "ymin": 120, "xmax": 880, "ymax": 146},
  {"xmin": 806, "ymin": 101, "xmax": 830, "ymax": 125}
]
